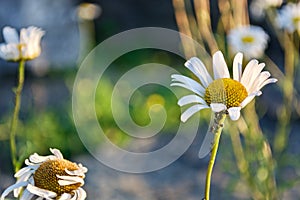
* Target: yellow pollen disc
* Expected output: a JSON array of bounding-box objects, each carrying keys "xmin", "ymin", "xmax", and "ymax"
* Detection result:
[
  {"xmin": 204, "ymin": 78, "xmax": 248, "ymax": 108},
  {"xmin": 33, "ymin": 159, "xmax": 82, "ymax": 197},
  {"xmin": 241, "ymin": 35, "xmax": 255, "ymax": 43},
  {"xmin": 293, "ymin": 16, "xmax": 300, "ymax": 25}
]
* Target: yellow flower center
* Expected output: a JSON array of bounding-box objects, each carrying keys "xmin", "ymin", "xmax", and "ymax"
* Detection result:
[
  {"xmin": 293, "ymin": 16, "xmax": 300, "ymax": 26},
  {"xmin": 204, "ymin": 78, "xmax": 248, "ymax": 108},
  {"xmin": 241, "ymin": 35, "xmax": 255, "ymax": 43},
  {"xmin": 33, "ymin": 159, "xmax": 82, "ymax": 197}
]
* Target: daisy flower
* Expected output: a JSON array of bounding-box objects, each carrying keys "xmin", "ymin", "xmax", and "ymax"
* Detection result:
[
  {"xmin": 0, "ymin": 26, "xmax": 45, "ymax": 61},
  {"xmin": 227, "ymin": 25, "xmax": 269, "ymax": 59},
  {"xmin": 171, "ymin": 51, "xmax": 277, "ymax": 122},
  {"xmin": 0, "ymin": 148, "xmax": 88, "ymax": 200},
  {"xmin": 276, "ymin": 2, "xmax": 300, "ymax": 33},
  {"xmin": 250, "ymin": 0, "xmax": 282, "ymax": 19}
]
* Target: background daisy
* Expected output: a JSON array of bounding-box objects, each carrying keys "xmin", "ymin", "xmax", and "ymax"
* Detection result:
[
  {"xmin": 276, "ymin": 2, "xmax": 300, "ymax": 33},
  {"xmin": 227, "ymin": 25, "xmax": 269, "ymax": 59}
]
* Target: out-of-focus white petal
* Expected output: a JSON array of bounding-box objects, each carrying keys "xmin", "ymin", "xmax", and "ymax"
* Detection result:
[
  {"xmin": 213, "ymin": 51, "xmax": 230, "ymax": 79},
  {"xmin": 228, "ymin": 107, "xmax": 242, "ymax": 121},
  {"xmin": 180, "ymin": 104, "xmax": 208, "ymax": 122},
  {"xmin": 0, "ymin": 43, "xmax": 20, "ymax": 61},
  {"xmin": 3, "ymin": 26, "xmax": 19, "ymax": 43},
  {"xmin": 184, "ymin": 57, "xmax": 213, "ymax": 88},
  {"xmin": 233, "ymin": 52, "xmax": 243, "ymax": 81},
  {"xmin": 210, "ymin": 103, "xmax": 227, "ymax": 112}
]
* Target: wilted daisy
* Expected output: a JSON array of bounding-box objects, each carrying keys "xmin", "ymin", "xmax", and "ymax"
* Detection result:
[
  {"xmin": 276, "ymin": 2, "xmax": 300, "ymax": 33},
  {"xmin": 227, "ymin": 25, "xmax": 269, "ymax": 59},
  {"xmin": 0, "ymin": 26, "xmax": 45, "ymax": 61},
  {"xmin": 0, "ymin": 148, "xmax": 87, "ymax": 200},
  {"xmin": 171, "ymin": 51, "xmax": 277, "ymax": 122}
]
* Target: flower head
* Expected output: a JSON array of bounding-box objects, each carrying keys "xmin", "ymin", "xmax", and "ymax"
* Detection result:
[
  {"xmin": 250, "ymin": 0, "xmax": 282, "ymax": 19},
  {"xmin": 171, "ymin": 51, "xmax": 277, "ymax": 122},
  {"xmin": 0, "ymin": 26, "xmax": 45, "ymax": 61},
  {"xmin": 0, "ymin": 148, "xmax": 88, "ymax": 200},
  {"xmin": 276, "ymin": 2, "xmax": 300, "ymax": 33},
  {"xmin": 227, "ymin": 25, "xmax": 269, "ymax": 59}
]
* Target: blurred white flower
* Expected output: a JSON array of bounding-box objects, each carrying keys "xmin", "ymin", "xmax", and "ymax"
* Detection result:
[
  {"xmin": 77, "ymin": 3, "xmax": 101, "ymax": 21},
  {"xmin": 0, "ymin": 26, "xmax": 45, "ymax": 61},
  {"xmin": 276, "ymin": 2, "xmax": 300, "ymax": 33},
  {"xmin": 171, "ymin": 51, "xmax": 277, "ymax": 122},
  {"xmin": 227, "ymin": 25, "xmax": 269, "ymax": 59},
  {"xmin": 250, "ymin": 0, "xmax": 282, "ymax": 19},
  {"xmin": 0, "ymin": 148, "xmax": 88, "ymax": 200}
]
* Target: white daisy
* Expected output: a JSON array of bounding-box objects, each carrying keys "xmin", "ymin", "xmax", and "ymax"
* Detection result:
[
  {"xmin": 250, "ymin": 0, "xmax": 282, "ymax": 19},
  {"xmin": 276, "ymin": 2, "xmax": 300, "ymax": 33},
  {"xmin": 0, "ymin": 148, "xmax": 88, "ymax": 200},
  {"xmin": 227, "ymin": 25, "xmax": 269, "ymax": 59},
  {"xmin": 171, "ymin": 51, "xmax": 277, "ymax": 122},
  {"xmin": 0, "ymin": 26, "xmax": 45, "ymax": 61}
]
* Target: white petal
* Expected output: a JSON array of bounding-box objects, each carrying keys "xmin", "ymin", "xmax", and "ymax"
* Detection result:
[
  {"xmin": 14, "ymin": 170, "xmax": 34, "ymax": 196},
  {"xmin": 72, "ymin": 188, "xmax": 86, "ymax": 200},
  {"xmin": 177, "ymin": 95, "xmax": 207, "ymax": 106},
  {"xmin": 3, "ymin": 26, "xmax": 19, "ymax": 43},
  {"xmin": 20, "ymin": 189, "xmax": 35, "ymax": 200},
  {"xmin": 247, "ymin": 71, "xmax": 271, "ymax": 94},
  {"xmin": 210, "ymin": 103, "xmax": 227, "ymax": 112},
  {"xmin": 184, "ymin": 57, "xmax": 213, "ymax": 88},
  {"xmin": 26, "ymin": 184, "xmax": 57, "ymax": 199},
  {"xmin": 65, "ymin": 166, "xmax": 87, "ymax": 176},
  {"xmin": 240, "ymin": 91, "xmax": 261, "ymax": 108},
  {"xmin": 29, "ymin": 153, "xmax": 56, "ymax": 163},
  {"xmin": 258, "ymin": 78, "xmax": 278, "ymax": 89},
  {"xmin": 240, "ymin": 59, "xmax": 259, "ymax": 90},
  {"xmin": 213, "ymin": 51, "xmax": 230, "ymax": 79},
  {"xmin": 1, "ymin": 181, "xmax": 28, "ymax": 199},
  {"xmin": 14, "ymin": 166, "xmax": 32, "ymax": 178},
  {"xmin": 180, "ymin": 104, "xmax": 208, "ymax": 122},
  {"xmin": 0, "ymin": 43, "xmax": 20, "ymax": 61},
  {"xmin": 59, "ymin": 193, "xmax": 71, "ymax": 200},
  {"xmin": 57, "ymin": 175, "xmax": 84, "ymax": 186},
  {"xmin": 244, "ymin": 62, "xmax": 266, "ymax": 92},
  {"xmin": 50, "ymin": 148, "xmax": 64, "ymax": 159},
  {"xmin": 171, "ymin": 74, "xmax": 205, "ymax": 96},
  {"xmin": 233, "ymin": 52, "xmax": 243, "ymax": 81},
  {"xmin": 228, "ymin": 107, "xmax": 242, "ymax": 121}
]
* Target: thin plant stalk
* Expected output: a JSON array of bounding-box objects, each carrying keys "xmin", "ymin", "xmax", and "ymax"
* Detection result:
[
  {"xmin": 274, "ymin": 31, "xmax": 295, "ymax": 156},
  {"xmin": 9, "ymin": 59, "xmax": 25, "ymax": 172},
  {"xmin": 204, "ymin": 111, "xmax": 226, "ymax": 200}
]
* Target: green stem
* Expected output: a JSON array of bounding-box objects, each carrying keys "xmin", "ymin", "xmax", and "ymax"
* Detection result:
[
  {"xmin": 204, "ymin": 111, "xmax": 227, "ymax": 200},
  {"xmin": 9, "ymin": 59, "xmax": 25, "ymax": 173}
]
